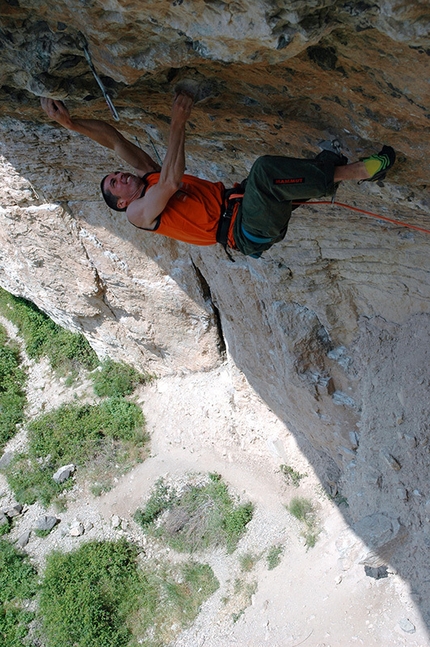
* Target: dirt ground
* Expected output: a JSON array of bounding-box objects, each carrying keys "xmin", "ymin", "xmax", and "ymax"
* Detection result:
[{"xmin": 1, "ymin": 316, "xmax": 429, "ymax": 647}]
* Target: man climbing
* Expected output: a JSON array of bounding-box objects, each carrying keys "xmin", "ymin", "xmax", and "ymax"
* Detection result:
[{"xmin": 41, "ymin": 94, "xmax": 395, "ymax": 258}]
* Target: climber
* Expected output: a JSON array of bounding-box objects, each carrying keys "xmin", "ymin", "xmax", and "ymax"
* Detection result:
[{"xmin": 41, "ymin": 95, "xmax": 395, "ymax": 258}]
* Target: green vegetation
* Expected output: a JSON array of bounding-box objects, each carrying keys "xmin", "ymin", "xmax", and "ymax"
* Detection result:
[
  {"xmin": 287, "ymin": 496, "xmax": 320, "ymax": 549},
  {"xmin": 266, "ymin": 544, "xmax": 284, "ymax": 570},
  {"xmin": 0, "ymin": 538, "xmax": 38, "ymax": 647},
  {"xmin": 0, "ymin": 287, "xmax": 98, "ymax": 375},
  {"xmin": 0, "ymin": 324, "xmax": 27, "ymax": 449},
  {"xmin": 0, "ymin": 517, "xmax": 12, "ymax": 536},
  {"xmin": 4, "ymin": 398, "xmax": 147, "ymax": 506},
  {"xmin": 35, "ymin": 529, "xmax": 54, "ymax": 538},
  {"xmin": 280, "ymin": 464, "xmax": 307, "ymax": 488},
  {"xmin": 134, "ymin": 473, "xmax": 254, "ymax": 554},
  {"xmin": 239, "ymin": 552, "xmax": 260, "ymax": 572},
  {"xmin": 231, "ymin": 578, "xmax": 257, "ymax": 623},
  {"xmin": 91, "ymin": 358, "xmax": 149, "ymax": 397},
  {"xmin": 39, "ymin": 539, "xmax": 218, "ymax": 647}
]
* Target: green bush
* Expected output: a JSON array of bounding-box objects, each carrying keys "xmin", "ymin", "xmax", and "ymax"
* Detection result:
[
  {"xmin": 135, "ymin": 473, "xmax": 254, "ymax": 554},
  {"xmin": 0, "ymin": 287, "xmax": 98, "ymax": 374},
  {"xmin": 5, "ymin": 398, "xmax": 147, "ymax": 506},
  {"xmin": 0, "ymin": 325, "xmax": 27, "ymax": 449},
  {"xmin": 39, "ymin": 540, "xmax": 140, "ymax": 647},
  {"xmin": 280, "ymin": 464, "xmax": 307, "ymax": 487},
  {"xmin": 134, "ymin": 479, "xmax": 178, "ymax": 528},
  {"xmin": 91, "ymin": 359, "xmax": 148, "ymax": 397},
  {"xmin": 39, "ymin": 540, "xmax": 218, "ymax": 647},
  {"xmin": 288, "ymin": 497, "xmax": 314, "ymax": 522},
  {"xmin": 0, "ymin": 538, "xmax": 38, "ymax": 647},
  {"xmin": 266, "ymin": 544, "xmax": 284, "ymax": 570},
  {"xmin": 287, "ymin": 497, "xmax": 320, "ymax": 550}
]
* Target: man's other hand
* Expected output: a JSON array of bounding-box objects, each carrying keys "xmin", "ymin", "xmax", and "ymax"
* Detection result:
[
  {"xmin": 171, "ymin": 92, "xmax": 194, "ymax": 124},
  {"xmin": 41, "ymin": 98, "xmax": 73, "ymax": 129}
]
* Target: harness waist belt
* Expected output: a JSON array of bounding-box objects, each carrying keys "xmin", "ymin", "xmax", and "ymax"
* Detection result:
[{"xmin": 216, "ymin": 189, "xmax": 244, "ymax": 247}]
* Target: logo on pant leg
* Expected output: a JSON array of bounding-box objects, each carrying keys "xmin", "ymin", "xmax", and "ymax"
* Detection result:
[{"xmin": 274, "ymin": 177, "xmax": 305, "ymax": 184}]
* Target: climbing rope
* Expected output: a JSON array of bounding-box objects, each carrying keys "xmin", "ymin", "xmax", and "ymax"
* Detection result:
[{"xmin": 292, "ymin": 200, "xmax": 430, "ymax": 236}]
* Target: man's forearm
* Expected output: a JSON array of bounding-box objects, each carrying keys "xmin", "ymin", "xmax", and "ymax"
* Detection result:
[
  {"xmin": 70, "ymin": 119, "xmax": 160, "ymax": 171},
  {"xmin": 157, "ymin": 93, "xmax": 193, "ymax": 190},
  {"xmin": 158, "ymin": 117, "xmax": 186, "ymax": 190},
  {"xmin": 41, "ymin": 98, "xmax": 160, "ymax": 172}
]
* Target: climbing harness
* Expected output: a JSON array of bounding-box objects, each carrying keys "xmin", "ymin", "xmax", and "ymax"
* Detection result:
[
  {"xmin": 292, "ymin": 200, "xmax": 430, "ymax": 236},
  {"xmin": 217, "ymin": 188, "xmax": 245, "ymax": 261},
  {"xmin": 83, "ymin": 44, "xmax": 120, "ymax": 121}
]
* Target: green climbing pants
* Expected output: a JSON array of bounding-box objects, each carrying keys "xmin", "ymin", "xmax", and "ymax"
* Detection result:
[{"xmin": 233, "ymin": 154, "xmax": 338, "ymax": 256}]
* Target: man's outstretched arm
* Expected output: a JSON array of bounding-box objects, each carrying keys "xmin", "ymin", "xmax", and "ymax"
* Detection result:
[
  {"xmin": 41, "ymin": 98, "xmax": 161, "ymax": 175},
  {"xmin": 126, "ymin": 92, "xmax": 193, "ymax": 229}
]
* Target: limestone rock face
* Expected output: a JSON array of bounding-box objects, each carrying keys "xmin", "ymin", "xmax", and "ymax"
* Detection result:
[{"xmin": 0, "ymin": 0, "xmax": 430, "ymax": 623}]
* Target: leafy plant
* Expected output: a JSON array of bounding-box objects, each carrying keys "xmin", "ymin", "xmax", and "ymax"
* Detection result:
[
  {"xmin": 0, "ymin": 538, "xmax": 38, "ymax": 647},
  {"xmin": 288, "ymin": 497, "xmax": 314, "ymax": 522},
  {"xmin": 0, "ymin": 287, "xmax": 98, "ymax": 375},
  {"xmin": 91, "ymin": 358, "xmax": 149, "ymax": 398},
  {"xmin": 287, "ymin": 497, "xmax": 320, "ymax": 550},
  {"xmin": 239, "ymin": 552, "xmax": 260, "ymax": 572},
  {"xmin": 266, "ymin": 544, "xmax": 284, "ymax": 570},
  {"xmin": 0, "ymin": 324, "xmax": 27, "ymax": 449},
  {"xmin": 280, "ymin": 464, "xmax": 307, "ymax": 488},
  {"xmin": 4, "ymin": 398, "xmax": 147, "ymax": 506},
  {"xmin": 39, "ymin": 539, "xmax": 218, "ymax": 647},
  {"xmin": 134, "ymin": 473, "xmax": 254, "ymax": 553}
]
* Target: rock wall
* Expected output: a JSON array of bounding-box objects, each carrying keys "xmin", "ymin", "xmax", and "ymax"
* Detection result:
[{"xmin": 1, "ymin": 0, "xmax": 430, "ymax": 625}]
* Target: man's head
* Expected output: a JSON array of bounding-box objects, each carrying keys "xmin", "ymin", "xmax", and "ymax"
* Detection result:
[{"xmin": 100, "ymin": 171, "xmax": 144, "ymax": 211}]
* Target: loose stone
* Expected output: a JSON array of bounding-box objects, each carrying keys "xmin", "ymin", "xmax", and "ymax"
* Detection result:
[{"xmin": 53, "ymin": 464, "xmax": 76, "ymax": 484}]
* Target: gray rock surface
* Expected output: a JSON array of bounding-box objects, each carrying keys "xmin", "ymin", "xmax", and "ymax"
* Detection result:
[{"xmin": 35, "ymin": 515, "xmax": 59, "ymax": 532}]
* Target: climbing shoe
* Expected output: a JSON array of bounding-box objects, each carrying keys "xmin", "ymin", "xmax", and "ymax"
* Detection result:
[{"xmin": 360, "ymin": 145, "xmax": 396, "ymax": 183}]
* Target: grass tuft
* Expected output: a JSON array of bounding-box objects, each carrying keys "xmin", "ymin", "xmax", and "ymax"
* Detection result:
[
  {"xmin": 91, "ymin": 358, "xmax": 150, "ymax": 398},
  {"xmin": 266, "ymin": 544, "xmax": 284, "ymax": 570},
  {"xmin": 239, "ymin": 552, "xmax": 260, "ymax": 572},
  {"xmin": 0, "ymin": 538, "xmax": 38, "ymax": 647},
  {"xmin": 0, "ymin": 287, "xmax": 99, "ymax": 376},
  {"xmin": 287, "ymin": 497, "xmax": 320, "ymax": 550},
  {"xmin": 39, "ymin": 539, "xmax": 218, "ymax": 647},
  {"xmin": 0, "ymin": 323, "xmax": 27, "ymax": 449},
  {"xmin": 134, "ymin": 473, "xmax": 253, "ymax": 554},
  {"xmin": 4, "ymin": 398, "xmax": 147, "ymax": 507},
  {"xmin": 280, "ymin": 464, "xmax": 307, "ymax": 488}
]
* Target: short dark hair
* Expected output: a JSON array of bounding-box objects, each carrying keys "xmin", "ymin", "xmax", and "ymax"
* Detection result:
[{"xmin": 100, "ymin": 175, "xmax": 127, "ymax": 212}]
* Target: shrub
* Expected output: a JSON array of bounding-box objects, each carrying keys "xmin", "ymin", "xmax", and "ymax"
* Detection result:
[
  {"xmin": 91, "ymin": 359, "xmax": 148, "ymax": 397},
  {"xmin": 239, "ymin": 552, "xmax": 260, "ymax": 572},
  {"xmin": 0, "ymin": 538, "xmax": 38, "ymax": 647},
  {"xmin": 39, "ymin": 540, "xmax": 218, "ymax": 647},
  {"xmin": 280, "ymin": 464, "xmax": 307, "ymax": 487},
  {"xmin": 288, "ymin": 497, "xmax": 314, "ymax": 522},
  {"xmin": 39, "ymin": 540, "xmax": 140, "ymax": 647},
  {"xmin": 0, "ymin": 325, "xmax": 27, "ymax": 449},
  {"xmin": 134, "ymin": 473, "xmax": 254, "ymax": 554},
  {"xmin": 287, "ymin": 497, "xmax": 320, "ymax": 550},
  {"xmin": 266, "ymin": 544, "xmax": 284, "ymax": 570},
  {"xmin": 0, "ymin": 287, "xmax": 98, "ymax": 374},
  {"xmin": 4, "ymin": 398, "xmax": 147, "ymax": 506}
]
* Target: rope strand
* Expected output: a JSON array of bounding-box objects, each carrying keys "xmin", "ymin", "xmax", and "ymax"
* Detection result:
[{"xmin": 291, "ymin": 200, "xmax": 430, "ymax": 236}]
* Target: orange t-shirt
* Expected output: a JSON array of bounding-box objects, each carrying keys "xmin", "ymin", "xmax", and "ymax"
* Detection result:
[{"xmin": 141, "ymin": 172, "xmax": 236, "ymax": 247}]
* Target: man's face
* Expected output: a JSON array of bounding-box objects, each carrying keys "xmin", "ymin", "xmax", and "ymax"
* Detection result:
[{"xmin": 103, "ymin": 171, "xmax": 144, "ymax": 209}]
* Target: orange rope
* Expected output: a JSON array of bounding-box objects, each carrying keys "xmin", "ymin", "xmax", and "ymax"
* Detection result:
[{"xmin": 292, "ymin": 200, "xmax": 430, "ymax": 236}]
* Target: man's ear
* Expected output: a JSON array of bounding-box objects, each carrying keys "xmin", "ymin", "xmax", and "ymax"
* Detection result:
[{"xmin": 117, "ymin": 198, "xmax": 127, "ymax": 210}]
